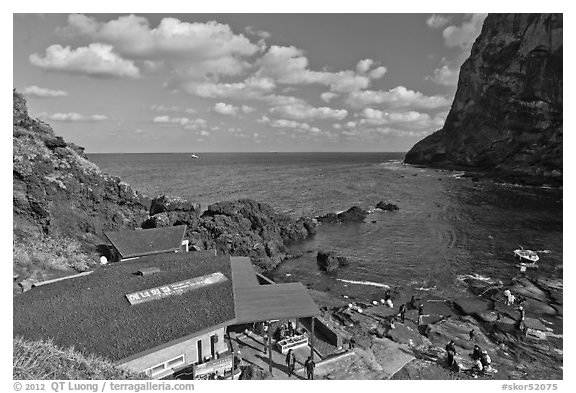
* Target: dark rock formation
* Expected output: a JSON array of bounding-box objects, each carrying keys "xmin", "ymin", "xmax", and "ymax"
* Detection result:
[
  {"xmin": 317, "ymin": 251, "xmax": 349, "ymax": 272},
  {"xmin": 317, "ymin": 206, "xmax": 369, "ymax": 223},
  {"xmin": 149, "ymin": 195, "xmax": 200, "ymax": 216},
  {"xmin": 187, "ymin": 199, "xmax": 317, "ymax": 270},
  {"xmin": 405, "ymin": 14, "xmax": 562, "ymax": 186},
  {"xmin": 375, "ymin": 201, "xmax": 399, "ymax": 211}
]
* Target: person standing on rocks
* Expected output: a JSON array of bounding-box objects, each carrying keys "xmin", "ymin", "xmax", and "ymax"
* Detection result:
[
  {"xmin": 517, "ymin": 305, "xmax": 526, "ymax": 332},
  {"xmin": 398, "ymin": 303, "xmax": 407, "ymax": 323},
  {"xmin": 410, "ymin": 294, "xmax": 420, "ymax": 309},
  {"xmin": 417, "ymin": 303, "xmax": 425, "ymax": 325},
  {"xmin": 469, "ymin": 329, "xmax": 476, "ymax": 341},
  {"xmin": 445, "ymin": 340, "xmax": 457, "ymax": 368},
  {"xmin": 304, "ymin": 356, "xmax": 315, "ymax": 380}
]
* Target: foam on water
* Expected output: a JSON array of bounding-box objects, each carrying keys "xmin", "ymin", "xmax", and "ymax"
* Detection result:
[{"xmin": 336, "ymin": 278, "xmax": 390, "ymax": 288}]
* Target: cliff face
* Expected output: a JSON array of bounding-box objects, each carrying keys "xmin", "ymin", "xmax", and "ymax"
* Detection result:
[{"xmin": 405, "ymin": 14, "xmax": 562, "ymax": 185}]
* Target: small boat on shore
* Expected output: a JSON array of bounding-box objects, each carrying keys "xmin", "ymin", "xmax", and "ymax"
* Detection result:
[
  {"xmin": 190, "ymin": 153, "xmax": 198, "ymax": 159},
  {"xmin": 514, "ymin": 248, "xmax": 539, "ymax": 263}
]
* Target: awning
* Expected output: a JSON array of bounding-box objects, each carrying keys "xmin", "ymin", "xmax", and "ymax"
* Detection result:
[{"xmin": 230, "ymin": 256, "xmax": 320, "ymax": 323}]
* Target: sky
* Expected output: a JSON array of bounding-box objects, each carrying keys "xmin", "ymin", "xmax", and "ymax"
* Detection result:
[{"xmin": 13, "ymin": 13, "xmax": 488, "ymax": 153}]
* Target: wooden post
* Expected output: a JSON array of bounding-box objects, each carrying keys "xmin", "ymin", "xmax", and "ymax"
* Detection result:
[
  {"xmin": 310, "ymin": 317, "xmax": 315, "ymax": 360},
  {"xmin": 227, "ymin": 331, "xmax": 234, "ymax": 380},
  {"xmin": 267, "ymin": 325, "xmax": 273, "ymax": 373}
]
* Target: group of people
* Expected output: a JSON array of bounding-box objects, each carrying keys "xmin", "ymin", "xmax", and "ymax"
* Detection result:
[
  {"xmin": 445, "ymin": 341, "xmax": 493, "ymax": 374},
  {"xmin": 276, "ymin": 320, "xmax": 299, "ymax": 340},
  {"xmin": 284, "ymin": 349, "xmax": 315, "ymax": 379},
  {"xmin": 470, "ymin": 344, "xmax": 493, "ymax": 373}
]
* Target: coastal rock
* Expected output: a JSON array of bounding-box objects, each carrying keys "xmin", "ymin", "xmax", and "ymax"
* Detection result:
[
  {"xmin": 493, "ymin": 301, "xmax": 521, "ymax": 321},
  {"xmin": 521, "ymin": 298, "xmax": 556, "ymax": 315},
  {"xmin": 196, "ymin": 199, "xmax": 315, "ymax": 270},
  {"xmin": 375, "ymin": 201, "xmax": 399, "ymax": 211},
  {"xmin": 386, "ymin": 324, "xmax": 428, "ymax": 347},
  {"xmin": 453, "ymin": 298, "xmax": 490, "ymax": 316},
  {"xmin": 317, "ymin": 251, "xmax": 349, "ymax": 272},
  {"xmin": 316, "ymin": 212, "xmax": 339, "ymax": 224},
  {"xmin": 317, "ymin": 206, "xmax": 368, "ymax": 224},
  {"xmin": 149, "ymin": 195, "xmax": 200, "ymax": 216},
  {"xmin": 405, "ymin": 14, "xmax": 563, "ymax": 186},
  {"xmin": 510, "ymin": 277, "xmax": 549, "ymax": 302},
  {"xmin": 337, "ymin": 206, "xmax": 368, "ymax": 222}
]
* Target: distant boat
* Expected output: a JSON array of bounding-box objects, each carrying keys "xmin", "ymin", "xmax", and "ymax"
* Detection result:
[
  {"xmin": 514, "ymin": 247, "xmax": 539, "ymax": 263},
  {"xmin": 190, "ymin": 153, "xmax": 198, "ymax": 159}
]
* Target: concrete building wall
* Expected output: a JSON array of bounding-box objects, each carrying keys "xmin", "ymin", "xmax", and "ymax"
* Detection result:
[{"xmin": 120, "ymin": 327, "xmax": 228, "ymax": 379}]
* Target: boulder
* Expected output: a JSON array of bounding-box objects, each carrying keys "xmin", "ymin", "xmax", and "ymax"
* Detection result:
[
  {"xmin": 522, "ymin": 298, "xmax": 557, "ymax": 315},
  {"xmin": 386, "ymin": 323, "xmax": 428, "ymax": 347},
  {"xmin": 375, "ymin": 201, "xmax": 399, "ymax": 211},
  {"xmin": 149, "ymin": 195, "xmax": 199, "ymax": 215},
  {"xmin": 337, "ymin": 206, "xmax": 368, "ymax": 222},
  {"xmin": 494, "ymin": 300, "xmax": 521, "ymax": 321},
  {"xmin": 511, "ymin": 278, "xmax": 549, "ymax": 302},
  {"xmin": 317, "ymin": 251, "xmax": 349, "ymax": 272},
  {"xmin": 453, "ymin": 298, "xmax": 490, "ymax": 316},
  {"xmin": 316, "ymin": 212, "xmax": 338, "ymax": 224}
]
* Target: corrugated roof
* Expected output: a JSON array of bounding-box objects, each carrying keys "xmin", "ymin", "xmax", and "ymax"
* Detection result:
[
  {"xmin": 13, "ymin": 252, "xmax": 235, "ymax": 362},
  {"xmin": 104, "ymin": 225, "xmax": 187, "ymax": 259},
  {"xmin": 230, "ymin": 257, "xmax": 319, "ymax": 323}
]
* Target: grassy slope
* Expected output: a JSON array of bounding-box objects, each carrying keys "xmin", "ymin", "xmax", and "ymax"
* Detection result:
[{"xmin": 13, "ymin": 337, "xmax": 146, "ymax": 380}]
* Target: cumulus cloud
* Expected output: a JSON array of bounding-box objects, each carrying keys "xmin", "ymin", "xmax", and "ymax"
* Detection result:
[
  {"xmin": 426, "ymin": 14, "xmax": 452, "ymax": 29},
  {"xmin": 321, "ymin": 92, "xmax": 339, "ymax": 103},
  {"xmin": 30, "ymin": 43, "xmax": 140, "ymax": 78},
  {"xmin": 21, "ymin": 85, "xmax": 68, "ymax": 98},
  {"xmin": 150, "ymin": 104, "xmax": 180, "ymax": 112},
  {"xmin": 152, "ymin": 115, "xmax": 207, "ymax": 129},
  {"xmin": 340, "ymin": 108, "xmax": 447, "ymax": 139},
  {"xmin": 241, "ymin": 105, "xmax": 255, "ymax": 114},
  {"xmin": 213, "ymin": 102, "xmax": 239, "ymax": 116},
  {"xmin": 255, "ymin": 46, "xmax": 384, "ymax": 93},
  {"xmin": 244, "ymin": 25, "xmax": 271, "ymax": 40},
  {"xmin": 259, "ymin": 116, "xmax": 323, "ymax": 134},
  {"xmin": 61, "ymin": 14, "xmax": 260, "ymax": 79},
  {"xmin": 426, "ymin": 64, "xmax": 460, "ymax": 86},
  {"xmin": 442, "ymin": 13, "xmax": 487, "ymax": 49},
  {"xmin": 346, "ymin": 86, "xmax": 451, "ymax": 110},
  {"xmin": 270, "ymin": 103, "xmax": 348, "ymax": 121},
  {"xmin": 37, "ymin": 112, "xmax": 108, "ymax": 122}
]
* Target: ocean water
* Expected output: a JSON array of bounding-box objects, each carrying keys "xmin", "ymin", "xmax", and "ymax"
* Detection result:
[{"xmin": 90, "ymin": 152, "xmax": 563, "ymax": 378}]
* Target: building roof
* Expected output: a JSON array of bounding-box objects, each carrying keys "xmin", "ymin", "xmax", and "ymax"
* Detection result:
[
  {"xmin": 104, "ymin": 225, "xmax": 187, "ymax": 259},
  {"xmin": 13, "ymin": 252, "xmax": 235, "ymax": 362},
  {"xmin": 230, "ymin": 257, "xmax": 320, "ymax": 323}
]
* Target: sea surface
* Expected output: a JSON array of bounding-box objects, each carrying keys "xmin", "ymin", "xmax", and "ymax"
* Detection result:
[{"xmin": 90, "ymin": 152, "xmax": 563, "ymax": 378}]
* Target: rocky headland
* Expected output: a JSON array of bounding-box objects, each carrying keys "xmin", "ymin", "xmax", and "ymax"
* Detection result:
[
  {"xmin": 13, "ymin": 89, "xmax": 317, "ymax": 289},
  {"xmin": 405, "ymin": 14, "xmax": 562, "ymax": 187}
]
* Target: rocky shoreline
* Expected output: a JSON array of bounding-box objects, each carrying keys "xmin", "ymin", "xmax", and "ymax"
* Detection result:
[{"xmin": 298, "ymin": 270, "xmax": 562, "ymax": 380}]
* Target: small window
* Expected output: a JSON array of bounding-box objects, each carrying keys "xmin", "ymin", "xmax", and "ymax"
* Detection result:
[
  {"xmin": 167, "ymin": 355, "xmax": 185, "ymax": 369},
  {"xmin": 151, "ymin": 364, "xmax": 166, "ymax": 376}
]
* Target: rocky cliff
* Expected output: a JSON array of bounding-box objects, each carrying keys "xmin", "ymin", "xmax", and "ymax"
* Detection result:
[
  {"xmin": 13, "ymin": 90, "xmax": 315, "ymax": 283},
  {"xmin": 405, "ymin": 14, "xmax": 562, "ymax": 186}
]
